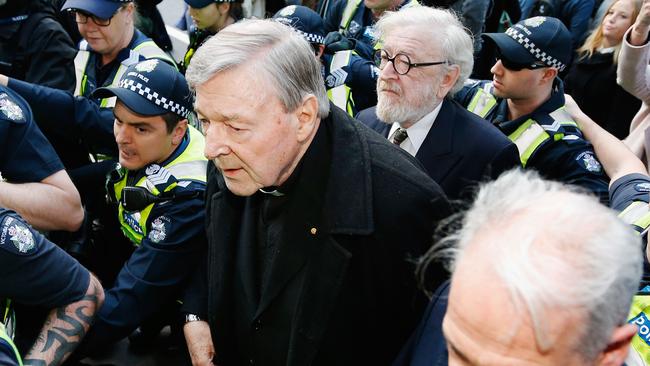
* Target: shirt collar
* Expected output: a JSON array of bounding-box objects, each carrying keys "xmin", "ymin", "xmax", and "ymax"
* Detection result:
[{"xmin": 388, "ymin": 101, "xmax": 443, "ymax": 156}]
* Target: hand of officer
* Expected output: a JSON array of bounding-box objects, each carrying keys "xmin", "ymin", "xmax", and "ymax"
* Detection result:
[
  {"xmin": 184, "ymin": 320, "xmax": 216, "ymax": 366},
  {"xmin": 0, "ymin": 74, "xmax": 8, "ymax": 87},
  {"xmin": 324, "ymin": 31, "xmax": 356, "ymax": 53},
  {"xmin": 631, "ymin": 0, "xmax": 650, "ymax": 45}
]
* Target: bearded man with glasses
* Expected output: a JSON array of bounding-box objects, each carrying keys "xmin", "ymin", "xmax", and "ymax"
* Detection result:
[
  {"xmin": 456, "ymin": 16, "xmax": 610, "ymax": 202},
  {"xmin": 356, "ymin": 7, "xmax": 519, "ymax": 201}
]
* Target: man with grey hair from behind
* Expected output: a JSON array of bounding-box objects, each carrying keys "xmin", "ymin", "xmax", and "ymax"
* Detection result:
[
  {"xmin": 356, "ymin": 6, "xmax": 519, "ymax": 202},
  {"xmin": 180, "ymin": 18, "xmax": 452, "ymax": 366},
  {"xmin": 399, "ymin": 169, "xmax": 642, "ymax": 365}
]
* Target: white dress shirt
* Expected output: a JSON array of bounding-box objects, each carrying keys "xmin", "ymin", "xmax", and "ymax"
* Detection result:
[{"xmin": 387, "ymin": 102, "xmax": 443, "ymax": 157}]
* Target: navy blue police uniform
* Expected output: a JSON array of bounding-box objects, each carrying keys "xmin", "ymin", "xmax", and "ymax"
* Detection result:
[
  {"xmin": 73, "ymin": 60, "xmax": 208, "ymax": 354},
  {"xmin": 273, "ymin": 5, "xmax": 379, "ymax": 116},
  {"xmin": 0, "ymin": 208, "xmax": 91, "ymax": 365},
  {"xmin": 0, "ymin": 85, "xmax": 64, "ymax": 183},
  {"xmin": 455, "ymin": 79, "xmax": 610, "ymax": 201},
  {"xmin": 455, "ymin": 17, "xmax": 609, "ymax": 202},
  {"xmin": 323, "ymin": 0, "xmax": 419, "ymax": 60}
]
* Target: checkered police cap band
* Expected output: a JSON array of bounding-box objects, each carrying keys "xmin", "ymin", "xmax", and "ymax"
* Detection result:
[
  {"xmin": 505, "ymin": 27, "xmax": 566, "ymax": 72},
  {"xmin": 118, "ymin": 79, "xmax": 191, "ymax": 119},
  {"xmin": 296, "ymin": 29, "xmax": 324, "ymax": 44}
]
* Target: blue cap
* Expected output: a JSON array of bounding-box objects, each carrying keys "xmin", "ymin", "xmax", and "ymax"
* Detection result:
[
  {"xmin": 273, "ymin": 5, "xmax": 325, "ymax": 44},
  {"xmin": 482, "ymin": 17, "xmax": 571, "ymax": 72},
  {"xmin": 92, "ymin": 60, "xmax": 193, "ymax": 119},
  {"xmin": 184, "ymin": 0, "xmax": 239, "ymax": 8},
  {"xmin": 62, "ymin": 0, "xmax": 132, "ymax": 19}
]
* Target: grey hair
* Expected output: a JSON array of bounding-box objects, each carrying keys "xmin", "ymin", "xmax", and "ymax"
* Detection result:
[
  {"xmin": 185, "ymin": 19, "xmax": 330, "ymax": 118},
  {"xmin": 375, "ymin": 6, "xmax": 474, "ymax": 94},
  {"xmin": 419, "ymin": 169, "xmax": 642, "ymax": 362}
]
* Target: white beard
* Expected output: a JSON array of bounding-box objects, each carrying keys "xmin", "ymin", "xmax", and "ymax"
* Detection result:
[{"xmin": 375, "ymin": 79, "xmax": 440, "ymax": 126}]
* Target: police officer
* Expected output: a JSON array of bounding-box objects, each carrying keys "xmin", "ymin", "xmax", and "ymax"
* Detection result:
[
  {"xmin": 0, "ymin": 85, "xmax": 83, "ymax": 232},
  {"xmin": 322, "ymin": 0, "xmax": 419, "ymax": 60},
  {"xmin": 455, "ymin": 16, "xmax": 609, "ymax": 201},
  {"xmin": 0, "ymin": 0, "xmax": 175, "ymax": 176},
  {"xmin": 0, "ymin": 0, "xmax": 77, "ymax": 92},
  {"xmin": 273, "ymin": 5, "xmax": 378, "ymax": 115},
  {"xmin": 70, "ymin": 59, "xmax": 208, "ymax": 356},
  {"xmin": 179, "ymin": 0, "xmax": 244, "ymax": 75},
  {"xmin": 563, "ymin": 94, "xmax": 650, "ymax": 365},
  {"xmin": 0, "ymin": 78, "xmax": 100, "ymax": 366},
  {"xmin": 0, "ymin": 208, "xmax": 103, "ymax": 366}
]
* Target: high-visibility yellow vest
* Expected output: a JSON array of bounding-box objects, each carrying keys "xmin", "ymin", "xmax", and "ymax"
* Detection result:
[
  {"xmin": 0, "ymin": 299, "xmax": 19, "ymax": 366},
  {"xmin": 326, "ymin": 50, "xmax": 355, "ymax": 116},
  {"xmin": 74, "ymin": 31, "xmax": 176, "ymax": 108},
  {"xmin": 338, "ymin": 0, "xmax": 419, "ymax": 50},
  {"xmin": 112, "ymin": 126, "xmax": 207, "ymax": 246},
  {"xmin": 466, "ymin": 85, "xmax": 579, "ymax": 168}
]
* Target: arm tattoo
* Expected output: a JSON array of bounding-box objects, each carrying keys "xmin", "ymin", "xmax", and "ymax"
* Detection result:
[{"xmin": 23, "ymin": 275, "xmax": 104, "ymax": 366}]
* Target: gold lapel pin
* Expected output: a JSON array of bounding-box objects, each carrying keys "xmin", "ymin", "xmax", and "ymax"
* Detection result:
[{"xmin": 310, "ymin": 227, "xmax": 317, "ymax": 235}]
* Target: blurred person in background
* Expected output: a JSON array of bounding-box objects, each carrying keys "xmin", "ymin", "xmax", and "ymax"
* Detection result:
[{"xmin": 564, "ymin": 0, "xmax": 642, "ymax": 140}]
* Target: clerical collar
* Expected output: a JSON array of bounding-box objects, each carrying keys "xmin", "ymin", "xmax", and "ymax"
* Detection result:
[{"xmin": 259, "ymin": 187, "xmax": 284, "ymax": 196}]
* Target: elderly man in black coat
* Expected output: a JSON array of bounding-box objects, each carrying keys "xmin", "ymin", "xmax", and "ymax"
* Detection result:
[{"xmin": 181, "ymin": 19, "xmax": 452, "ymax": 366}]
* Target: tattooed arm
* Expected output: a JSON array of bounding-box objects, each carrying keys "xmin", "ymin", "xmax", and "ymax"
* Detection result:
[{"xmin": 23, "ymin": 274, "xmax": 104, "ymax": 366}]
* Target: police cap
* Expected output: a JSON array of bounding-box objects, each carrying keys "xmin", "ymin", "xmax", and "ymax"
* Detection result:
[
  {"xmin": 482, "ymin": 16, "xmax": 571, "ymax": 72},
  {"xmin": 92, "ymin": 60, "xmax": 193, "ymax": 119},
  {"xmin": 184, "ymin": 0, "xmax": 240, "ymax": 8},
  {"xmin": 273, "ymin": 5, "xmax": 325, "ymax": 45},
  {"xmin": 62, "ymin": 0, "xmax": 132, "ymax": 20}
]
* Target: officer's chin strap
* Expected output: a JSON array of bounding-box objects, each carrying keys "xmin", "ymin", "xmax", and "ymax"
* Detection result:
[{"xmin": 120, "ymin": 186, "xmax": 201, "ymax": 212}]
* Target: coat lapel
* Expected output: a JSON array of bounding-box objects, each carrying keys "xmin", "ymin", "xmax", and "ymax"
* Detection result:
[{"xmin": 415, "ymin": 99, "xmax": 461, "ymax": 185}]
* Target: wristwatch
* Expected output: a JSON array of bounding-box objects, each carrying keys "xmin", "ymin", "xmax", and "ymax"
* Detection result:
[{"xmin": 185, "ymin": 314, "xmax": 202, "ymax": 323}]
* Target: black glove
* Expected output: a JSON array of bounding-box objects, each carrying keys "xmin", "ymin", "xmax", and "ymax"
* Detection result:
[{"xmin": 324, "ymin": 31, "xmax": 356, "ymax": 53}]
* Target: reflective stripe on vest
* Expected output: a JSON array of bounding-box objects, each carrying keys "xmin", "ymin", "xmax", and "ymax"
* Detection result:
[
  {"xmin": 466, "ymin": 83, "xmax": 497, "ymax": 118},
  {"xmin": 506, "ymin": 107, "xmax": 579, "ymax": 168},
  {"xmin": 114, "ymin": 126, "xmax": 208, "ymax": 245},
  {"xmin": 618, "ymin": 201, "xmax": 650, "ymax": 234},
  {"xmin": 74, "ymin": 39, "xmax": 175, "ymax": 108},
  {"xmin": 507, "ymin": 119, "xmax": 549, "ymax": 168},
  {"xmin": 339, "ymin": 0, "xmax": 363, "ymax": 32},
  {"xmin": 327, "ymin": 51, "xmax": 354, "ymax": 116},
  {"xmin": 628, "ymin": 295, "xmax": 650, "ymax": 364},
  {"xmin": 0, "ymin": 323, "xmax": 21, "ymax": 366}
]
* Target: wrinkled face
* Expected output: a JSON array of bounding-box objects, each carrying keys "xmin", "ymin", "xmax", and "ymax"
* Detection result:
[
  {"xmin": 197, "ymin": 66, "xmax": 304, "ymax": 196},
  {"xmin": 376, "ymin": 26, "xmax": 445, "ymax": 127},
  {"xmin": 188, "ymin": 3, "xmax": 224, "ymax": 31},
  {"xmin": 113, "ymin": 102, "xmax": 184, "ymax": 170},
  {"xmin": 602, "ymin": 0, "xmax": 635, "ymax": 45},
  {"xmin": 77, "ymin": 5, "xmax": 132, "ymax": 57},
  {"xmin": 443, "ymin": 241, "xmax": 587, "ymax": 366},
  {"xmin": 490, "ymin": 58, "xmax": 546, "ymax": 100}
]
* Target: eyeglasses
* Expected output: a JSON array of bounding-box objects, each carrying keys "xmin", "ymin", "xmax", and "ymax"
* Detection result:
[
  {"xmin": 374, "ymin": 49, "xmax": 449, "ymax": 76},
  {"xmin": 495, "ymin": 50, "xmax": 547, "ymax": 71},
  {"xmin": 72, "ymin": 7, "xmax": 123, "ymax": 27}
]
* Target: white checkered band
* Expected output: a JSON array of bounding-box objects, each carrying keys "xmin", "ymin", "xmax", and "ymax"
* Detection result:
[
  {"xmin": 118, "ymin": 79, "xmax": 190, "ymax": 119},
  {"xmin": 505, "ymin": 27, "xmax": 566, "ymax": 72},
  {"xmin": 297, "ymin": 29, "xmax": 324, "ymax": 44}
]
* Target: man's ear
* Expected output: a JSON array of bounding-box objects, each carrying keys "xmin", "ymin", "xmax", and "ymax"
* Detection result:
[
  {"xmin": 437, "ymin": 65, "xmax": 460, "ymax": 99},
  {"xmin": 540, "ymin": 67, "xmax": 558, "ymax": 85},
  {"xmin": 295, "ymin": 94, "xmax": 319, "ymax": 143},
  {"xmin": 595, "ymin": 323, "xmax": 637, "ymax": 366},
  {"xmin": 172, "ymin": 119, "xmax": 188, "ymax": 145},
  {"xmin": 217, "ymin": 2, "xmax": 231, "ymax": 15}
]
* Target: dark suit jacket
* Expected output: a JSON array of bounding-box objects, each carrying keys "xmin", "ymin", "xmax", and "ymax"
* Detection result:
[
  {"xmin": 188, "ymin": 105, "xmax": 452, "ymax": 366},
  {"xmin": 392, "ymin": 281, "xmax": 451, "ymax": 366},
  {"xmin": 356, "ymin": 99, "xmax": 520, "ymax": 201}
]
